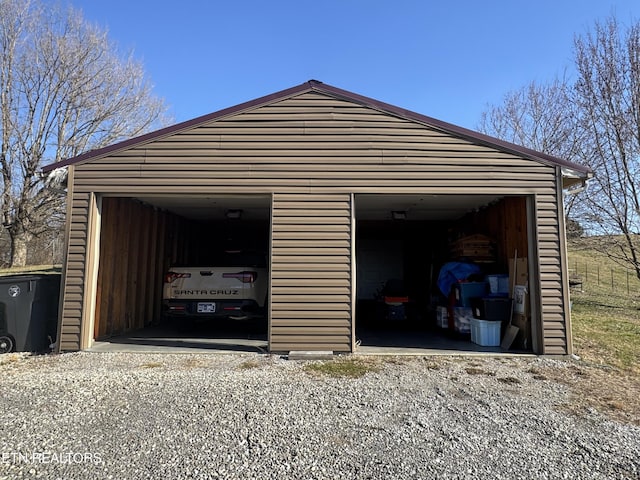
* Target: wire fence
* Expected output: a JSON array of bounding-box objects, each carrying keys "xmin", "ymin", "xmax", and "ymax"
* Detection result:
[{"xmin": 568, "ymin": 259, "xmax": 640, "ymax": 295}]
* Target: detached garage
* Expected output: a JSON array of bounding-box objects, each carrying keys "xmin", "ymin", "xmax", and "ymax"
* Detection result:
[{"xmin": 44, "ymin": 80, "xmax": 591, "ymax": 355}]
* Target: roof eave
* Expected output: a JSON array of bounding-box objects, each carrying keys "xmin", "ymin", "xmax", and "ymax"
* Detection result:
[
  {"xmin": 43, "ymin": 79, "xmax": 593, "ymax": 177},
  {"xmin": 306, "ymin": 81, "xmax": 593, "ymax": 176},
  {"xmin": 561, "ymin": 166, "xmax": 594, "ymax": 190},
  {"xmin": 42, "ymin": 81, "xmax": 317, "ymax": 172}
]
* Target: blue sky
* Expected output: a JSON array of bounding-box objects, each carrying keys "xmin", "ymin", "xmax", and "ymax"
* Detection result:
[{"xmin": 69, "ymin": 0, "xmax": 639, "ymax": 130}]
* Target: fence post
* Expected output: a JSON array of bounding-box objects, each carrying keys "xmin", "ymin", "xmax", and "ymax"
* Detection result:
[
  {"xmin": 627, "ymin": 269, "xmax": 630, "ymax": 295},
  {"xmin": 585, "ymin": 263, "xmax": 588, "ymax": 285},
  {"xmin": 611, "ymin": 267, "xmax": 614, "ymax": 291}
]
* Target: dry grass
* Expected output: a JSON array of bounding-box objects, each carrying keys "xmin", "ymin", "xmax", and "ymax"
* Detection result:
[
  {"xmin": 303, "ymin": 358, "xmax": 380, "ymax": 379},
  {"xmin": 0, "ymin": 265, "xmax": 62, "ymax": 276},
  {"xmin": 238, "ymin": 359, "xmax": 261, "ymax": 370},
  {"xmin": 465, "ymin": 366, "xmax": 495, "ymax": 376},
  {"xmin": 568, "ymin": 237, "xmax": 640, "ymax": 373},
  {"xmin": 181, "ymin": 358, "xmax": 205, "ymax": 369},
  {"xmin": 139, "ymin": 361, "xmax": 163, "ymax": 369},
  {"xmin": 496, "ymin": 376, "xmax": 522, "ymax": 385},
  {"xmin": 559, "ymin": 237, "xmax": 640, "ymax": 424},
  {"xmin": 0, "ymin": 352, "xmax": 28, "ymax": 366},
  {"xmin": 541, "ymin": 363, "xmax": 640, "ymax": 426}
]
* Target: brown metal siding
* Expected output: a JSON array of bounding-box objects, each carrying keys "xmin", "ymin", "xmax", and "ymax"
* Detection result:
[
  {"xmin": 536, "ymin": 187, "xmax": 569, "ymax": 354},
  {"xmin": 59, "ymin": 188, "xmax": 90, "ymax": 351},
  {"xmin": 59, "ymin": 91, "xmax": 571, "ymax": 353},
  {"xmin": 270, "ymin": 193, "xmax": 352, "ymax": 352}
]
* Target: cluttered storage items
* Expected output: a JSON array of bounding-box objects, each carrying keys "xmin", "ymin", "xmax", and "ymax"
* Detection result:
[{"xmin": 434, "ymin": 237, "xmax": 531, "ymax": 350}]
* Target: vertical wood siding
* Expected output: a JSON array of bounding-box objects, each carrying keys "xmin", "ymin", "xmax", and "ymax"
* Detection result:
[
  {"xmin": 270, "ymin": 193, "xmax": 352, "ymax": 352},
  {"xmin": 93, "ymin": 198, "xmax": 186, "ymax": 339},
  {"xmin": 58, "ymin": 91, "xmax": 572, "ymax": 354},
  {"xmin": 458, "ymin": 196, "xmax": 529, "ymax": 265}
]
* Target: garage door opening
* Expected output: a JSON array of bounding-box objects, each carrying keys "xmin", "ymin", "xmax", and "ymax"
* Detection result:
[
  {"xmin": 354, "ymin": 194, "xmax": 532, "ymax": 354},
  {"xmin": 89, "ymin": 195, "xmax": 271, "ymax": 353}
]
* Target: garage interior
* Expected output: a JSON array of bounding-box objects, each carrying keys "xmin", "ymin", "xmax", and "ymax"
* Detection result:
[
  {"xmin": 354, "ymin": 194, "xmax": 531, "ymax": 354},
  {"xmin": 89, "ymin": 192, "xmax": 532, "ymax": 354},
  {"xmin": 89, "ymin": 195, "xmax": 271, "ymax": 353}
]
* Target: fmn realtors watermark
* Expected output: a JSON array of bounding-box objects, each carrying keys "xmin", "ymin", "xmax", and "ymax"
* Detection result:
[{"xmin": 2, "ymin": 451, "xmax": 103, "ymax": 465}]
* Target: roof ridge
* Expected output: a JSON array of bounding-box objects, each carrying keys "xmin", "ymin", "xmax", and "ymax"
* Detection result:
[
  {"xmin": 304, "ymin": 81, "xmax": 591, "ymax": 175},
  {"xmin": 42, "ymin": 80, "xmax": 592, "ymax": 176}
]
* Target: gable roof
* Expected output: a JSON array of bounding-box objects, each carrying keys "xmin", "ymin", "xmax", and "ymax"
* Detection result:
[{"xmin": 42, "ymin": 80, "xmax": 592, "ymax": 178}]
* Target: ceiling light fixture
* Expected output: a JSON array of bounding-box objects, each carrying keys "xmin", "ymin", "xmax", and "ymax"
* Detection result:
[{"xmin": 225, "ymin": 209, "xmax": 242, "ymax": 220}]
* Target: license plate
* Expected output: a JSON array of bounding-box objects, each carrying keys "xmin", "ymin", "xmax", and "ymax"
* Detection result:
[{"xmin": 197, "ymin": 302, "xmax": 216, "ymax": 313}]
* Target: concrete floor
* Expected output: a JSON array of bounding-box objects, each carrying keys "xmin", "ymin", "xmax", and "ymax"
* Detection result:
[
  {"xmin": 355, "ymin": 325, "xmax": 515, "ymax": 356},
  {"xmin": 89, "ymin": 323, "xmax": 268, "ymax": 354},
  {"xmin": 88, "ymin": 322, "xmax": 526, "ymax": 356}
]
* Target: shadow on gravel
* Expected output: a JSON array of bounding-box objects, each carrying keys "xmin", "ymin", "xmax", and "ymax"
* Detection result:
[{"xmin": 90, "ymin": 322, "xmax": 268, "ymax": 354}]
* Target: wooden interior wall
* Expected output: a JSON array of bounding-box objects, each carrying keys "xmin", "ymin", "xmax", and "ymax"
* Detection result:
[
  {"xmin": 94, "ymin": 198, "xmax": 187, "ymax": 339},
  {"xmin": 489, "ymin": 196, "xmax": 528, "ymax": 266},
  {"xmin": 179, "ymin": 220, "xmax": 270, "ymax": 265},
  {"xmin": 454, "ymin": 196, "xmax": 528, "ymax": 270}
]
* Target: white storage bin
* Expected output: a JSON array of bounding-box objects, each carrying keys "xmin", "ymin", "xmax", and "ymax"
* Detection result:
[{"xmin": 470, "ymin": 318, "xmax": 501, "ymax": 347}]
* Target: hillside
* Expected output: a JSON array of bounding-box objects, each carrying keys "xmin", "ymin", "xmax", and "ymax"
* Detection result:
[
  {"xmin": 553, "ymin": 237, "xmax": 640, "ymax": 425},
  {"xmin": 567, "ymin": 237, "xmax": 640, "ymax": 372}
]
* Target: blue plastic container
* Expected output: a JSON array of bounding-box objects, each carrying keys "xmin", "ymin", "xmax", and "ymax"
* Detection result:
[
  {"xmin": 486, "ymin": 274, "xmax": 510, "ymax": 295},
  {"xmin": 453, "ymin": 282, "xmax": 488, "ymax": 307}
]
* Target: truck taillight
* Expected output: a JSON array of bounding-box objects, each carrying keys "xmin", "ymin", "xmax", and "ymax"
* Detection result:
[
  {"xmin": 168, "ymin": 304, "xmax": 186, "ymax": 312},
  {"xmin": 222, "ymin": 271, "xmax": 257, "ymax": 283},
  {"xmin": 164, "ymin": 272, "xmax": 191, "ymax": 284}
]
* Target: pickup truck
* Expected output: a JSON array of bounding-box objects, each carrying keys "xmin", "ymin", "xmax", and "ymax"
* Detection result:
[{"xmin": 163, "ymin": 265, "xmax": 268, "ymax": 323}]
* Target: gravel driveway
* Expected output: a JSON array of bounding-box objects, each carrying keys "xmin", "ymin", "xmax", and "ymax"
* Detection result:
[{"xmin": 0, "ymin": 352, "xmax": 638, "ymax": 480}]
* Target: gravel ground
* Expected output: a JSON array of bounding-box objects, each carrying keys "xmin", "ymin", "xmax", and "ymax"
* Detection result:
[{"xmin": 0, "ymin": 352, "xmax": 638, "ymax": 480}]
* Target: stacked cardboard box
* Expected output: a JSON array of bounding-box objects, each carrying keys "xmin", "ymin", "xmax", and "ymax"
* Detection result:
[{"xmin": 450, "ymin": 234, "xmax": 495, "ymax": 262}]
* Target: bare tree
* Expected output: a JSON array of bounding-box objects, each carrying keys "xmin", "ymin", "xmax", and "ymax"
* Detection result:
[
  {"xmin": 479, "ymin": 77, "xmax": 578, "ymax": 156},
  {"xmin": 478, "ymin": 77, "xmax": 588, "ymax": 220},
  {"xmin": 479, "ymin": 16, "xmax": 640, "ymax": 281},
  {"xmin": 0, "ymin": 0, "xmax": 168, "ymax": 267},
  {"xmin": 573, "ymin": 16, "xmax": 640, "ymax": 280}
]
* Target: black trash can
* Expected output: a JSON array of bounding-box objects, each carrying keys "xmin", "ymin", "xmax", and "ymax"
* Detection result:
[{"xmin": 0, "ymin": 273, "xmax": 60, "ymax": 353}]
